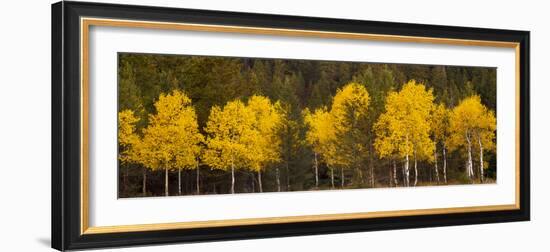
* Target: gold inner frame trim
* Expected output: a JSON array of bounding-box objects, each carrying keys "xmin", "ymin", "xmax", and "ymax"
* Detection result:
[{"xmin": 80, "ymin": 17, "xmax": 521, "ymax": 235}]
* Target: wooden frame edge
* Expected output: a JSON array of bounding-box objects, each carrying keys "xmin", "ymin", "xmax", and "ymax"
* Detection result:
[{"xmin": 78, "ymin": 17, "xmax": 523, "ymax": 235}]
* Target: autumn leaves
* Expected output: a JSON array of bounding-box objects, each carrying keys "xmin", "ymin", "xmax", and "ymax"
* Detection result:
[
  {"xmin": 119, "ymin": 92, "xmax": 285, "ymax": 196},
  {"xmin": 119, "ymin": 80, "xmax": 496, "ymax": 197},
  {"xmin": 448, "ymin": 96, "xmax": 496, "ymax": 183},
  {"xmin": 297, "ymin": 80, "xmax": 495, "ymax": 190},
  {"xmin": 374, "ymin": 81, "xmax": 436, "ymax": 187},
  {"xmin": 119, "ymin": 91, "xmax": 203, "ymax": 196},
  {"xmin": 373, "ymin": 81, "xmax": 496, "ymax": 187},
  {"xmin": 304, "ymin": 83, "xmax": 371, "ymax": 188},
  {"xmin": 202, "ymin": 96, "xmax": 283, "ymax": 194}
]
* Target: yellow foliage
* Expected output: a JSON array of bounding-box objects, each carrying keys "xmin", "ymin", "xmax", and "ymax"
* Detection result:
[
  {"xmin": 202, "ymin": 100, "xmax": 256, "ymax": 171},
  {"xmin": 374, "ymin": 80, "xmax": 435, "ymax": 162},
  {"xmin": 432, "ymin": 103, "xmax": 450, "ymax": 142},
  {"xmin": 138, "ymin": 90, "xmax": 203, "ymax": 171},
  {"xmin": 331, "ymin": 82, "xmax": 370, "ymax": 131},
  {"xmin": 304, "ymin": 83, "xmax": 371, "ymax": 171},
  {"xmin": 244, "ymin": 95, "xmax": 283, "ymax": 172},
  {"xmin": 118, "ymin": 109, "xmax": 141, "ymax": 164},
  {"xmin": 330, "ymin": 83, "xmax": 371, "ymax": 168},
  {"xmin": 304, "ymin": 107, "xmax": 344, "ymax": 168},
  {"xmin": 203, "ymin": 95, "xmax": 284, "ymax": 172},
  {"xmin": 448, "ymin": 95, "xmax": 496, "ymax": 153}
]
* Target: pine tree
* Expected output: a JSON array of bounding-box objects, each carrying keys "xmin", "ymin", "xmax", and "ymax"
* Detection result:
[{"xmin": 330, "ymin": 83, "xmax": 371, "ymax": 186}]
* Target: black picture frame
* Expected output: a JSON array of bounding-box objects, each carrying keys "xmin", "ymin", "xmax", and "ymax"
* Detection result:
[{"xmin": 52, "ymin": 1, "xmax": 530, "ymax": 251}]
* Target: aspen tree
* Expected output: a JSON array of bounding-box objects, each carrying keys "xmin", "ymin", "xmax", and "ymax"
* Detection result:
[
  {"xmin": 139, "ymin": 90, "xmax": 203, "ymax": 196},
  {"xmin": 432, "ymin": 103, "xmax": 451, "ymax": 184},
  {"xmin": 448, "ymin": 95, "xmax": 496, "ymax": 183},
  {"xmin": 203, "ymin": 100, "xmax": 255, "ymax": 194},
  {"xmin": 303, "ymin": 107, "xmax": 331, "ymax": 188},
  {"xmin": 374, "ymin": 80, "xmax": 434, "ymax": 186},
  {"xmin": 244, "ymin": 95, "xmax": 283, "ymax": 192},
  {"xmin": 304, "ymin": 107, "xmax": 349, "ymax": 188}
]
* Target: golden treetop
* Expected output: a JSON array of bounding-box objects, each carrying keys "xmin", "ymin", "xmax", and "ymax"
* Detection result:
[{"xmin": 448, "ymin": 95, "xmax": 496, "ymax": 152}]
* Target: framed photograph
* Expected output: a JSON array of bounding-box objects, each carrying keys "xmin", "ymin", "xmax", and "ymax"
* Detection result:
[{"xmin": 52, "ymin": 1, "xmax": 530, "ymax": 250}]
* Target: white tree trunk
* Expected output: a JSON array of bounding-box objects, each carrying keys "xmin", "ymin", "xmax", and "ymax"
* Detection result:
[
  {"xmin": 414, "ymin": 151, "xmax": 418, "ymax": 186},
  {"xmin": 165, "ymin": 167, "xmax": 169, "ymax": 196},
  {"xmin": 258, "ymin": 170, "xmax": 263, "ymax": 192},
  {"xmin": 196, "ymin": 161, "xmax": 200, "ymax": 194},
  {"xmin": 405, "ymin": 154, "xmax": 410, "ymax": 187},
  {"xmin": 276, "ymin": 167, "xmax": 281, "ymax": 192},
  {"xmin": 314, "ymin": 152, "xmax": 319, "ymax": 187},
  {"xmin": 402, "ymin": 160, "xmax": 406, "ymax": 186},
  {"xmin": 393, "ymin": 159, "xmax": 398, "ymax": 187},
  {"xmin": 466, "ymin": 132, "xmax": 474, "ymax": 181},
  {"xmin": 478, "ymin": 136, "xmax": 485, "ymax": 183},
  {"xmin": 434, "ymin": 142, "xmax": 440, "ymax": 184},
  {"xmin": 443, "ymin": 142, "xmax": 447, "ymax": 184},
  {"xmin": 231, "ymin": 164, "xmax": 235, "ymax": 194},
  {"xmin": 178, "ymin": 168, "xmax": 182, "ymax": 195}
]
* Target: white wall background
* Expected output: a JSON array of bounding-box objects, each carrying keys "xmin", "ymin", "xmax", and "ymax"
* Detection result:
[{"xmin": 0, "ymin": 0, "xmax": 546, "ymax": 251}]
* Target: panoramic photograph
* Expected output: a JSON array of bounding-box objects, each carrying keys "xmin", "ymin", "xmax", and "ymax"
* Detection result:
[{"xmin": 117, "ymin": 53, "xmax": 497, "ymax": 198}]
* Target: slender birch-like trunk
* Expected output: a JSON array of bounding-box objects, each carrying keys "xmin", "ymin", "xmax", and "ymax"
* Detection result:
[
  {"xmin": 414, "ymin": 150, "xmax": 418, "ymax": 186},
  {"xmin": 393, "ymin": 159, "xmax": 398, "ymax": 187},
  {"xmin": 258, "ymin": 170, "xmax": 263, "ymax": 192},
  {"xmin": 276, "ymin": 167, "xmax": 281, "ymax": 192},
  {"xmin": 196, "ymin": 161, "xmax": 200, "ymax": 194},
  {"xmin": 402, "ymin": 160, "xmax": 406, "ymax": 187},
  {"xmin": 405, "ymin": 154, "xmax": 410, "ymax": 187},
  {"xmin": 404, "ymin": 134, "xmax": 410, "ymax": 187},
  {"xmin": 314, "ymin": 152, "xmax": 319, "ymax": 187},
  {"xmin": 477, "ymin": 135, "xmax": 484, "ymax": 183},
  {"xmin": 341, "ymin": 167, "xmax": 345, "ymax": 188},
  {"xmin": 165, "ymin": 167, "xmax": 169, "ymax": 196},
  {"xmin": 231, "ymin": 163, "xmax": 235, "ymax": 194},
  {"xmin": 466, "ymin": 132, "xmax": 474, "ymax": 181},
  {"xmin": 443, "ymin": 142, "xmax": 447, "ymax": 184},
  {"xmin": 178, "ymin": 168, "xmax": 182, "ymax": 195},
  {"xmin": 434, "ymin": 142, "xmax": 440, "ymax": 184},
  {"xmin": 142, "ymin": 167, "xmax": 147, "ymax": 196}
]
